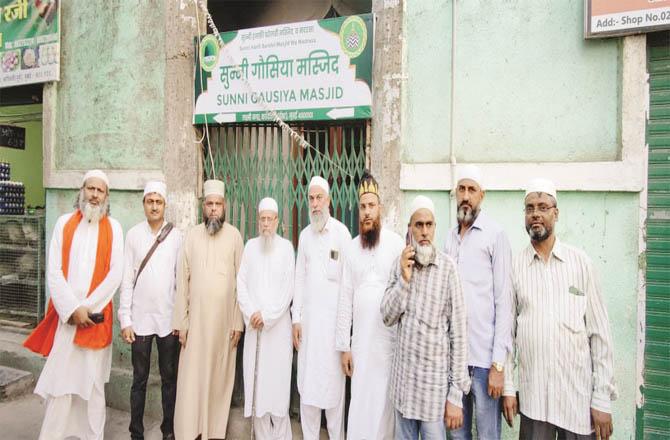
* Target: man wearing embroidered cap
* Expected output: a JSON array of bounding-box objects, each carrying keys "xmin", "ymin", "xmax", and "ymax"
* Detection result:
[
  {"xmin": 172, "ymin": 179, "xmax": 245, "ymax": 440},
  {"xmin": 446, "ymin": 165, "xmax": 513, "ymax": 440},
  {"xmin": 292, "ymin": 175, "xmax": 352, "ymax": 439},
  {"xmin": 381, "ymin": 195, "xmax": 470, "ymax": 439},
  {"xmin": 334, "ymin": 170, "xmax": 404, "ymax": 439},
  {"xmin": 25, "ymin": 169, "xmax": 124, "ymax": 440},
  {"xmin": 502, "ymin": 178, "xmax": 617, "ymax": 440},
  {"xmin": 119, "ymin": 181, "xmax": 182, "ymax": 440},
  {"xmin": 237, "ymin": 197, "xmax": 294, "ymax": 439}
]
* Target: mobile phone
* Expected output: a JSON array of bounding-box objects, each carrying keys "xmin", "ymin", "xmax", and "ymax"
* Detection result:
[
  {"xmin": 89, "ymin": 312, "xmax": 105, "ymax": 324},
  {"xmin": 405, "ymin": 226, "xmax": 411, "ymax": 246}
]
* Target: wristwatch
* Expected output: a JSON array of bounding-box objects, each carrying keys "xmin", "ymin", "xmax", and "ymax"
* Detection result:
[{"xmin": 492, "ymin": 362, "xmax": 504, "ymax": 372}]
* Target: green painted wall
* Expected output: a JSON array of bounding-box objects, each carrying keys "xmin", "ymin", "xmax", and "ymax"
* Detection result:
[
  {"xmin": 0, "ymin": 104, "xmax": 44, "ymax": 207},
  {"xmin": 402, "ymin": 1, "xmax": 639, "ymax": 438},
  {"xmin": 404, "ymin": 0, "xmax": 621, "ymax": 163},
  {"xmin": 53, "ymin": 0, "xmax": 165, "ymax": 170}
]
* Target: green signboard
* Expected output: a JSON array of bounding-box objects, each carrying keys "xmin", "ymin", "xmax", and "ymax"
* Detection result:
[
  {"xmin": 0, "ymin": 0, "xmax": 59, "ymax": 88},
  {"xmin": 194, "ymin": 14, "xmax": 373, "ymax": 123}
]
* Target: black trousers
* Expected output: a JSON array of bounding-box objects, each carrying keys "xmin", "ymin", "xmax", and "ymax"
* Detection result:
[
  {"xmin": 519, "ymin": 413, "xmax": 596, "ymax": 440},
  {"xmin": 130, "ymin": 333, "xmax": 180, "ymax": 440}
]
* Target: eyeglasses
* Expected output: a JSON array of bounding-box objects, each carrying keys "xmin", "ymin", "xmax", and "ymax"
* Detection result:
[{"xmin": 524, "ymin": 205, "xmax": 556, "ymax": 215}]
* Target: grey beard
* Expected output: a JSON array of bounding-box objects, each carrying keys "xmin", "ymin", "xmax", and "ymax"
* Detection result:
[
  {"xmin": 309, "ymin": 210, "xmax": 329, "ymax": 232},
  {"xmin": 261, "ymin": 233, "xmax": 275, "ymax": 254},
  {"xmin": 527, "ymin": 224, "xmax": 551, "ymax": 242},
  {"xmin": 414, "ymin": 244, "xmax": 436, "ymax": 266},
  {"xmin": 205, "ymin": 216, "xmax": 224, "ymax": 235},
  {"xmin": 76, "ymin": 190, "xmax": 109, "ymax": 223},
  {"xmin": 457, "ymin": 204, "xmax": 479, "ymax": 227}
]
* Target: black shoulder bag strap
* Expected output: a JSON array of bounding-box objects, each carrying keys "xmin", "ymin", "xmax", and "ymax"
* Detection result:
[{"xmin": 133, "ymin": 222, "xmax": 174, "ymax": 289}]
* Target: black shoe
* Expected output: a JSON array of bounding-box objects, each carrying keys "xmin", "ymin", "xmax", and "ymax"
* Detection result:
[{"xmin": 163, "ymin": 434, "xmax": 175, "ymax": 440}]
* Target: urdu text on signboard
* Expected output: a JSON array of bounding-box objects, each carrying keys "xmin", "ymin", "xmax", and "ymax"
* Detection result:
[
  {"xmin": 194, "ymin": 14, "xmax": 373, "ymax": 123},
  {"xmin": 586, "ymin": 0, "xmax": 670, "ymax": 38},
  {"xmin": 0, "ymin": 0, "xmax": 59, "ymax": 87}
]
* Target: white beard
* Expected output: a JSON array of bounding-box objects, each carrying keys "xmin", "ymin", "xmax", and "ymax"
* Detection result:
[
  {"xmin": 309, "ymin": 210, "xmax": 329, "ymax": 232},
  {"xmin": 261, "ymin": 233, "xmax": 275, "ymax": 254},
  {"xmin": 83, "ymin": 202, "xmax": 104, "ymax": 223},
  {"xmin": 415, "ymin": 244, "xmax": 436, "ymax": 266}
]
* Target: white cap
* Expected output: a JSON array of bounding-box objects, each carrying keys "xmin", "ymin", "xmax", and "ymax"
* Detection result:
[
  {"xmin": 143, "ymin": 181, "xmax": 167, "ymax": 200},
  {"xmin": 525, "ymin": 178, "xmax": 557, "ymax": 202},
  {"xmin": 82, "ymin": 169, "xmax": 109, "ymax": 188},
  {"xmin": 409, "ymin": 195, "xmax": 435, "ymax": 217},
  {"xmin": 203, "ymin": 179, "xmax": 225, "ymax": 198},
  {"xmin": 258, "ymin": 197, "xmax": 278, "ymax": 213},
  {"xmin": 456, "ymin": 164, "xmax": 484, "ymax": 190},
  {"xmin": 309, "ymin": 176, "xmax": 329, "ymax": 194}
]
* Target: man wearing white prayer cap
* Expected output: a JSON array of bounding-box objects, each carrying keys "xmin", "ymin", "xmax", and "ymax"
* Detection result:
[
  {"xmin": 381, "ymin": 194, "xmax": 470, "ymax": 439},
  {"xmin": 172, "ymin": 178, "xmax": 245, "ymax": 439},
  {"xmin": 447, "ymin": 166, "xmax": 513, "ymax": 440},
  {"xmin": 292, "ymin": 175, "xmax": 351, "ymax": 439},
  {"xmin": 26, "ymin": 169, "xmax": 123, "ymax": 440},
  {"xmin": 502, "ymin": 179, "xmax": 617, "ymax": 439},
  {"xmin": 119, "ymin": 181, "xmax": 182, "ymax": 440},
  {"xmin": 237, "ymin": 197, "xmax": 295, "ymax": 439}
]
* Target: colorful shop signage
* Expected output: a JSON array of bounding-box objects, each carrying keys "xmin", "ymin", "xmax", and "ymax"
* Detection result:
[
  {"xmin": 194, "ymin": 14, "xmax": 373, "ymax": 123},
  {"xmin": 0, "ymin": 0, "xmax": 59, "ymax": 87},
  {"xmin": 586, "ymin": 0, "xmax": 670, "ymax": 38}
]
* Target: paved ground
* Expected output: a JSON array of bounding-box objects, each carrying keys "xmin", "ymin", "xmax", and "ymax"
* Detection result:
[{"xmin": 0, "ymin": 392, "xmax": 322, "ymax": 439}]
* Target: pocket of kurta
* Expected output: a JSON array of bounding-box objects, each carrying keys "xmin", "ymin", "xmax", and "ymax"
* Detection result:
[
  {"xmin": 560, "ymin": 293, "xmax": 587, "ymax": 334},
  {"xmin": 326, "ymin": 258, "xmax": 340, "ymax": 281}
]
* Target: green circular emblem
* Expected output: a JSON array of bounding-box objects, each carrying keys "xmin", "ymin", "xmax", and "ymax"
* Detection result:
[
  {"xmin": 339, "ymin": 16, "xmax": 367, "ymax": 59},
  {"xmin": 199, "ymin": 34, "xmax": 220, "ymax": 72}
]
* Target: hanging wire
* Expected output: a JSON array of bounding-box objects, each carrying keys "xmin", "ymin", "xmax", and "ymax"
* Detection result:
[
  {"xmin": 194, "ymin": 0, "xmax": 353, "ymax": 179},
  {"xmin": 193, "ymin": 0, "xmax": 216, "ymax": 179}
]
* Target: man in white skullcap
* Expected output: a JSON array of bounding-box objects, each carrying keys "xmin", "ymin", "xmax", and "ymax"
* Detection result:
[
  {"xmin": 335, "ymin": 170, "xmax": 405, "ymax": 439},
  {"xmin": 172, "ymin": 179, "xmax": 245, "ymax": 440},
  {"xmin": 237, "ymin": 197, "xmax": 294, "ymax": 439},
  {"xmin": 292, "ymin": 175, "xmax": 351, "ymax": 439},
  {"xmin": 381, "ymin": 195, "xmax": 470, "ymax": 440},
  {"xmin": 119, "ymin": 181, "xmax": 182, "ymax": 440},
  {"xmin": 25, "ymin": 169, "xmax": 124, "ymax": 440},
  {"xmin": 446, "ymin": 165, "xmax": 513, "ymax": 440},
  {"xmin": 502, "ymin": 178, "xmax": 617, "ymax": 440}
]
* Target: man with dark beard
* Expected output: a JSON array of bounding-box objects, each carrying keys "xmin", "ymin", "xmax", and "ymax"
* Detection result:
[
  {"xmin": 381, "ymin": 196, "xmax": 470, "ymax": 440},
  {"xmin": 25, "ymin": 169, "xmax": 123, "ymax": 440},
  {"xmin": 445, "ymin": 165, "xmax": 512, "ymax": 440},
  {"xmin": 171, "ymin": 179, "xmax": 244, "ymax": 440},
  {"xmin": 502, "ymin": 178, "xmax": 617, "ymax": 440},
  {"xmin": 335, "ymin": 171, "xmax": 404, "ymax": 439},
  {"xmin": 292, "ymin": 176, "xmax": 351, "ymax": 439}
]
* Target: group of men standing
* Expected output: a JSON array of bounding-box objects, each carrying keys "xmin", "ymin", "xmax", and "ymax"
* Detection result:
[{"xmin": 24, "ymin": 165, "xmax": 617, "ymax": 440}]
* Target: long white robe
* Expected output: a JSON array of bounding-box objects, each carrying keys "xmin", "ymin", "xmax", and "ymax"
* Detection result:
[
  {"xmin": 35, "ymin": 212, "xmax": 124, "ymax": 401},
  {"xmin": 335, "ymin": 228, "xmax": 405, "ymax": 440},
  {"xmin": 291, "ymin": 216, "xmax": 352, "ymax": 409},
  {"xmin": 237, "ymin": 236, "xmax": 294, "ymax": 419}
]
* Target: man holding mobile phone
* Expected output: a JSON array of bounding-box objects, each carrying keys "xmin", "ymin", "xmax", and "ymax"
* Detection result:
[
  {"xmin": 24, "ymin": 169, "xmax": 124, "ymax": 440},
  {"xmin": 381, "ymin": 195, "xmax": 470, "ymax": 440}
]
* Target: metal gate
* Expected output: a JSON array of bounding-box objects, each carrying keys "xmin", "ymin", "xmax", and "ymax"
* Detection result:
[
  {"xmin": 642, "ymin": 31, "xmax": 670, "ymax": 439},
  {"xmin": 204, "ymin": 121, "xmax": 368, "ymax": 245}
]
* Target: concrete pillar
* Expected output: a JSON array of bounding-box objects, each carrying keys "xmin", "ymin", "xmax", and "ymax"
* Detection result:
[{"xmin": 371, "ymin": 0, "xmax": 404, "ymax": 231}]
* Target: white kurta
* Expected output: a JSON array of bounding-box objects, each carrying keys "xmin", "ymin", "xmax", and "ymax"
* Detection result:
[
  {"xmin": 237, "ymin": 236, "xmax": 295, "ymax": 418},
  {"xmin": 335, "ymin": 228, "xmax": 405, "ymax": 440},
  {"xmin": 35, "ymin": 212, "xmax": 124, "ymax": 400},
  {"xmin": 291, "ymin": 216, "xmax": 352, "ymax": 409}
]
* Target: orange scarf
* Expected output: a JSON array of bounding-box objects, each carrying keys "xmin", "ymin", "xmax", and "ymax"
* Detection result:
[{"xmin": 24, "ymin": 210, "xmax": 114, "ymax": 356}]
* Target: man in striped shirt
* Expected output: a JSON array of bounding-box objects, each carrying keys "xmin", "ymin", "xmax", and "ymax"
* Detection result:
[
  {"xmin": 381, "ymin": 195, "xmax": 470, "ymax": 440},
  {"xmin": 502, "ymin": 178, "xmax": 617, "ymax": 440}
]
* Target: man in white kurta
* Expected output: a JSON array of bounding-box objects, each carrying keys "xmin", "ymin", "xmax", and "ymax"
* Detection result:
[
  {"xmin": 292, "ymin": 176, "xmax": 352, "ymax": 440},
  {"xmin": 237, "ymin": 197, "xmax": 294, "ymax": 440},
  {"xmin": 335, "ymin": 172, "xmax": 404, "ymax": 440},
  {"xmin": 32, "ymin": 170, "xmax": 124, "ymax": 440}
]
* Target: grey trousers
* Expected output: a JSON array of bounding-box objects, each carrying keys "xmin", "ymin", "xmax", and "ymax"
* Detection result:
[{"xmin": 519, "ymin": 413, "xmax": 596, "ymax": 440}]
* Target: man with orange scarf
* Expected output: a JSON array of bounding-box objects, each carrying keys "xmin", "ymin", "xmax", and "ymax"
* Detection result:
[{"xmin": 24, "ymin": 169, "xmax": 124, "ymax": 440}]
